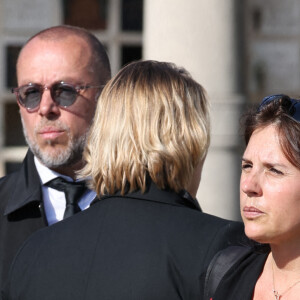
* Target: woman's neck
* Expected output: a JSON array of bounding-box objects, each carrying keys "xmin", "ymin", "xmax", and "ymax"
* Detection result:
[
  {"xmin": 268, "ymin": 242, "xmax": 300, "ymax": 299},
  {"xmin": 253, "ymin": 241, "xmax": 300, "ymax": 300},
  {"xmin": 271, "ymin": 239, "xmax": 300, "ymax": 271}
]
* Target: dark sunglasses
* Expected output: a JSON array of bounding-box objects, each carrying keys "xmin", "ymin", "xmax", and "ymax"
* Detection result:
[
  {"xmin": 12, "ymin": 81, "xmax": 103, "ymax": 111},
  {"xmin": 258, "ymin": 94, "xmax": 300, "ymax": 122}
]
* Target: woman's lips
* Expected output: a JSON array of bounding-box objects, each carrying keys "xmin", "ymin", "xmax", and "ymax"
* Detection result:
[{"xmin": 243, "ymin": 206, "xmax": 264, "ymax": 219}]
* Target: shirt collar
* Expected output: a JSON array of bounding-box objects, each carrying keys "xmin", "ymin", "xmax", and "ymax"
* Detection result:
[{"xmin": 34, "ymin": 157, "xmax": 74, "ymax": 184}]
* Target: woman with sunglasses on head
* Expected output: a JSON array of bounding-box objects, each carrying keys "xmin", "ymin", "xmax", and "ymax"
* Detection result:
[{"xmin": 204, "ymin": 94, "xmax": 300, "ymax": 300}]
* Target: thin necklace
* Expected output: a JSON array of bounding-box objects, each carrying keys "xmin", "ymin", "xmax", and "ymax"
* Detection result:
[{"xmin": 271, "ymin": 258, "xmax": 300, "ymax": 299}]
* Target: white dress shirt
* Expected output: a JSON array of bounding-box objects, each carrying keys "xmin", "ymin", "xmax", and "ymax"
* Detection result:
[{"xmin": 34, "ymin": 157, "xmax": 97, "ymax": 225}]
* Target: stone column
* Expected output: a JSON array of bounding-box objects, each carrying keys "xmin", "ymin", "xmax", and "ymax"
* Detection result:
[{"xmin": 144, "ymin": 0, "xmax": 245, "ymax": 220}]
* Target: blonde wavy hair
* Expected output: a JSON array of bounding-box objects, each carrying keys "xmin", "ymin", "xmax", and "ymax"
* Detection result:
[{"xmin": 80, "ymin": 60, "xmax": 210, "ymax": 196}]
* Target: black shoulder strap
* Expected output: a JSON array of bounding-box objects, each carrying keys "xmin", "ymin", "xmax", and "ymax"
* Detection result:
[{"xmin": 204, "ymin": 245, "xmax": 251, "ymax": 299}]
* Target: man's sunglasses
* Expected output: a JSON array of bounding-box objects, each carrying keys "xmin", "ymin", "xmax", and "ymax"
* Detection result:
[
  {"xmin": 258, "ymin": 94, "xmax": 300, "ymax": 122},
  {"xmin": 12, "ymin": 81, "xmax": 103, "ymax": 111}
]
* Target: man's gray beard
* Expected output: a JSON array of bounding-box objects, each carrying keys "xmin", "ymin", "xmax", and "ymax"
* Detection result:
[{"xmin": 21, "ymin": 117, "xmax": 88, "ymax": 169}]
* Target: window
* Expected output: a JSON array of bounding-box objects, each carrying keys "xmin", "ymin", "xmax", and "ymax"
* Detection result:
[
  {"xmin": 63, "ymin": 0, "xmax": 108, "ymax": 30},
  {"xmin": 121, "ymin": 45, "xmax": 142, "ymax": 66},
  {"xmin": 63, "ymin": 0, "xmax": 143, "ymax": 74},
  {"xmin": 122, "ymin": 0, "xmax": 143, "ymax": 31},
  {"xmin": 4, "ymin": 102, "xmax": 26, "ymax": 147},
  {"xmin": 252, "ymin": 7, "xmax": 262, "ymax": 32},
  {"xmin": 6, "ymin": 45, "xmax": 22, "ymax": 88}
]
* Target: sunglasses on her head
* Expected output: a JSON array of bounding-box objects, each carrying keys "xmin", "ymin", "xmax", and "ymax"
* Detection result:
[
  {"xmin": 11, "ymin": 81, "xmax": 103, "ymax": 111},
  {"xmin": 258, "ymin": 94, "xmax": 300, "ymax": 122}
]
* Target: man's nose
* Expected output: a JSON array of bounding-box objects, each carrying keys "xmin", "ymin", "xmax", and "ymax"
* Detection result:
[{"xmin": 38, "ymin": 89, "xmax": 60, "ymax": 117}]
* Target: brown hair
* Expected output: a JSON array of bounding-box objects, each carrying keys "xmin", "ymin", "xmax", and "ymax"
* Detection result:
[{"xmin": 242, "ymin": 95, "xmax": 300, "ymax": 169}]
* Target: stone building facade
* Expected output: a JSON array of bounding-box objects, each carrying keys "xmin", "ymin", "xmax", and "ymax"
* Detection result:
[{"xmin": 0, "ymin": 0, "xmax": 299, "ymax": 220}]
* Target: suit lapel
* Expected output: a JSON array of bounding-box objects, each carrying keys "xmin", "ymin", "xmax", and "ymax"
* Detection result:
[{"xmin": 4, "ymin": 150, "xmax": 43, "ymax": 216}]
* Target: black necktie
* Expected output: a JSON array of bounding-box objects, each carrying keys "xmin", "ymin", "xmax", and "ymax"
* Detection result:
[{"xmin": 45, "ymin": 177, "xmax": 87, "ymax": 219}]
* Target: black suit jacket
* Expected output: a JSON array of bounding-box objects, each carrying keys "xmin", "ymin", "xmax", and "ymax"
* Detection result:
[
  {"xmin": 3, "ymin": 181, "xmax": 244, "ymax": 300},
  {"xmin": 0, "ymin": 150, "xmax": 47, "ymax": 290}
]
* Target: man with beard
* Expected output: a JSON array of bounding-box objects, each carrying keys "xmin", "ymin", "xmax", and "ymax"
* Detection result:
[{"xmin": 0, "ymin": 25, "xmax": 111, "ymax": 289}]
